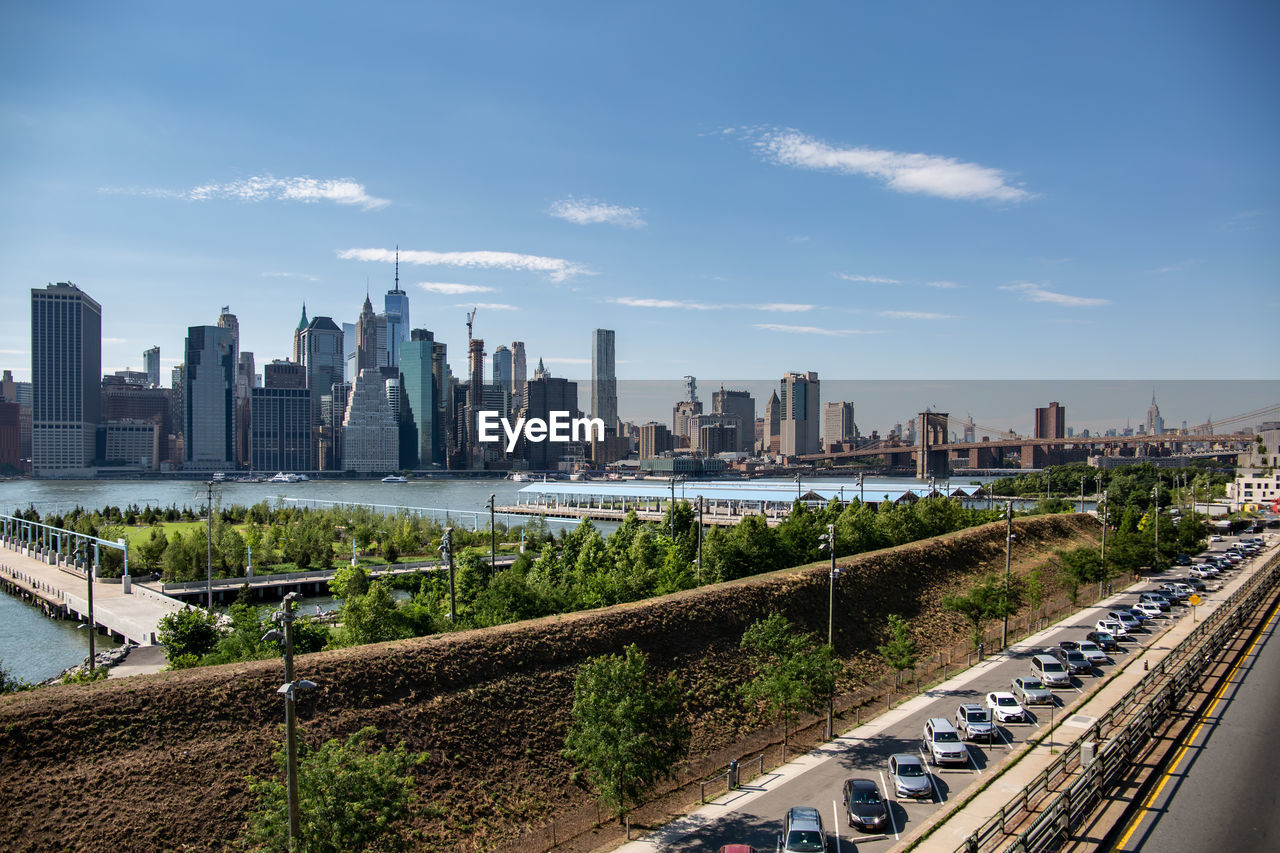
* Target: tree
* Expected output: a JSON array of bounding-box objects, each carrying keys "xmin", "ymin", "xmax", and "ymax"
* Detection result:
[
  {"xmin": 243, "ymin": 726, "xmax": 424, "ymax": 853},
  {"xmin": 328, "ymin": 565, "xmax": 370, "ymax": 600},
  {"xmin": 563, "ymin": 644, "xmax": 689, "ymax": 822},
  {"xmin": 877, "ymin": 614, "xmax": 918, "ymax": 687},
  {"xmin": 740, "ymin": 614, "xmax": 841, "ymax": 759},
  {"xmin": 942, "ymin": 573, "xmax": 1022, "ymax": 650},
  {"xmin": 340, "ymin": 581, "xmax": 410, "ymax": 646},
  {"xmin": 156, "ymin": 607, "xmax": 221, "ymax": 664},
  {"xmin": 1056, "ymin": 547, "xmax": 1105, "ymax": 604},
  {"xmin": 1, "ymin": 658, "xmax": 30, "ymax": 694}
]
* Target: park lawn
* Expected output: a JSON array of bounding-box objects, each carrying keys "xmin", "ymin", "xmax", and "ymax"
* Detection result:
[{"xmin": 125, "ymin": 520, "xmax": 253, "ymax": 546}]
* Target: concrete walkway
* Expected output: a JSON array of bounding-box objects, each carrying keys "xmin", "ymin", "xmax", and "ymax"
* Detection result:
[
  {"xmin": 107, "ymin": 644, "xmax": 168, "ymax": 678},
  {"xmin": 0, "ymin": 540, "xmax": 187, "ymax": 646}
]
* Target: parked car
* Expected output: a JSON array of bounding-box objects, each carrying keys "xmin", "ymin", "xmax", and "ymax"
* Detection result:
[
  {"xmin": 955, "ymin": 703, "xmax": 995, "ymax": 742},
  {"xmin": 1096, "ymin": 618, "xmax": 1128, "ymax": 638},
  {"xmin": 1139, "ymin": 593, "xmax": 1172, "ymax": 612},
  {"xmin": 1074, "ymin": 639, "xmax": 1109, "ymax": 665},
  {"xmin": 780, "ymin": 806, "xmax": 827, "ymax": 853},
  {"xmin": 1106, "ymin": 610, "xmax": 1141, "ymax": 631},
  {"xmin": 842, "ymin": 778, "xmax": 889, "ymax": 832},
  {"xmin": 888, "ymin": 753, "xmax": 932, "ymax": 800},
  {"xmin": 1135, "ymin": 601, "xmax": 1163, "ymax": 618},
  {"xmin": 1032, "ymin": 653, "xmax": 1072, "ymax": 687},
  {"xmin": 986, "ymin": 690, "xmax": 1028, "ymax": 722},
  {"xmin": 1011, "ymin": 676, "xmax": 1053, "ymax": 706},
  {"xmin": 1086, "ymin": 630, "xmax": 1119, "ymax": 651},
  {"xmin": 1210, "ymin": 535, "xmax": 1223, "ymax": 542},
  {"xmin": 1160, "ymin": 583, "xmax": 1189, "ymax": 601},
  {"xmin": 1175, "ymin": 554, "xmax": 1192, "ymax": 566},
  {"xmin": 923, "ymin": 718, "xmax": 970, "ymax": 766},
  {"xmin": 718, "ymin": 846, "xmax": 759, "ymax": 853},
  {"xmin": 1049, "ymin": 646, "xmax": 1093, "ymax": 675}
]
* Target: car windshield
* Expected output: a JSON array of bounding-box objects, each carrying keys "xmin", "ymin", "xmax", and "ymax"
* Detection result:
[
  {"xmin": 967, "ymin": 711, "xmax": 988, "ymax": 722},
  {"xmin": 897, "ymin": 762, "xmax": 924, "ymax": 777},
  {"xmin": 1079, "ymin": 643, "xmax": 1098, "ymax": 651},
  {"xmin": 997, "ymin": 696, "xmax": 1017, "ymax": 706},
  {"xmin": 933, "ymin": 731, "xmax": 960, "ymax": 742},
  {"xmin": 1067, "ymin": 651, "xmax": 1085, "ymax": 659},
  {"xmin": 785, "ymin": 831, "xmax": 825, "ymax": 852},
  {"xmin": 1023, "ymin": 679, "xmax": 1044, "ymax": 690},
  {"xmin": 850, "ymin": 789, "xmax": 881, "ymax": 805},
  {"xmin": 1043, "ymin": 661, "xmax": 1064, "ymax": 672}
]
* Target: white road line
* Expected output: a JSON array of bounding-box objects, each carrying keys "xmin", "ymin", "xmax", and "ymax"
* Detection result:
[
  {"xmin": 832, "ymin": 800, "xmax": 842, "ymax": 853},
  {"xmin": 998, "ymin": 724, "xmax": 1013, "ymax": 750},
  {"xmin": 879, "ymin": 770, "xmax": 900, "ymax": 840},
  {"xmin": 928, "ymin": 767, "xmax": 942, "ymax": 804}
]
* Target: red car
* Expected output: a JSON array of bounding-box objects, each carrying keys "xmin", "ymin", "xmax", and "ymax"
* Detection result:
[{"xmin": 718, "ymin": 846, "xmax": 759, "ymax": 853}]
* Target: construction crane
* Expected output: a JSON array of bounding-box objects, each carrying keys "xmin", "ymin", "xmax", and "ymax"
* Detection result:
[{"xmin": 466, "ymin": 307, "xmax": 477, "ymax": 342}]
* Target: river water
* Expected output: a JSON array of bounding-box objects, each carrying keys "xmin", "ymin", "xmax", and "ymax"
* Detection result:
[{"xmin": 1, "ymin": 475, "xmax": 1001, "ymax": 682}]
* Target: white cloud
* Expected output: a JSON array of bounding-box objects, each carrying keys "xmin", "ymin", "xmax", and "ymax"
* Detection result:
[
  {"xmin": 102, "ymin": 337, "xmax": 128, "ymax": 344},
  {"xmin": 999, "ymin": 282, "xmax": 1110, "ymax": 307},
  {"xmin": 610, "ymin": 297, "xmax": 814, "ymax": 312},
  {"xmin": 747, "ymin": 128, "xmax": 1032, "ymax": 202},
  {"xmin": 418, "ymin": 282, "xmax": 495, "ymax": 295},
  {"xmin": 923, "ymin": 280, "xmax": 959, "ymax": 289},
  {"xmin": 340, "ymin": 247, "xmax": 588, "ymax": 282},
  {"xmin": 877, "ymin": 310, "xmax": 954, "ymax": 320},
  {"xmin": 549, "ymin": 197, "xmax": 645, "ymax": 227},
  {"xmin": 838, "ymin": 273, "xmax": 899, "ymax": 284},
  {"xmin": 0, "ymin": 349, "xmax": 23, "ymax": 355},
  {"xmin": 754, "ymin": 323, "xmax": 882, "ymax": 337},
  {"xmin": 104, "ymin": 176, "xmax": 389, "ymax": 210},
  {"xmin": 261, "ymin": 271, "xmax": 319, "ymax": 282},
  {"xmin": 458, "ymin": 302, "xmax": 518, "ymax": 311}
]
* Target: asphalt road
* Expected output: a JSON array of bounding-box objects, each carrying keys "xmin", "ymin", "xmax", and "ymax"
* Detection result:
[
  {"xmin": 1114, "ymin": 567, "xmax": 1280, "ymax": 853},
  {"xmin": 637, "ymin": 536, "xmax": 1268, "ymax": 853}
]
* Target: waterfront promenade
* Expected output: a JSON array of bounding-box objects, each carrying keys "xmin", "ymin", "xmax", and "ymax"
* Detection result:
[{"xmin": 0, "ymin": 539, "xmax": 185, "ymax": 646}]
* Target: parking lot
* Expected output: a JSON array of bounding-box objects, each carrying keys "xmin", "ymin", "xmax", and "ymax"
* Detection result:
[{"xmin": 615, "ymin": 532, "xmax": 1275, "ymax": 853}]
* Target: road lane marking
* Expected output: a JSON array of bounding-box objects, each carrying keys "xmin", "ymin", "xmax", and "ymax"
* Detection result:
[
  {"xmin": 879, "ymin": 770, "xmax": 900, "ymax": 840},
  {"xmin": 998, "ymin": 724, "xmax": 1012, "ymax": 750},
  {"xmin": 832, "ymin": 800, "xmax": 842, "ymax": 853},
  {"xmin": 1114, "ymin": 596, "xmax": 1280, "ymax": 850}
]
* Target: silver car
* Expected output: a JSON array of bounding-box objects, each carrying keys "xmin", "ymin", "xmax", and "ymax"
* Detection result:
[
  {"xmin": 1011, "ymin": 676, "xmax": 1053, "ymax": 705},
  {"xmin": 955, "ymin": 703, "xmax": 995, "ymax": 742},
  {"xmin": 888, "ymin": 753, "xmax": 932, "ymax": 800}
]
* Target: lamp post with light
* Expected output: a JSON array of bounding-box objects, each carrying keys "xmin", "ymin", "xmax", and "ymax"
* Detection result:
[
  {"xmin": 819, "ymin": 523, "xmax": 841, "ymax": 739},
  {"xmin": 262, "ymin": 592, "xmax": 318, "ymax": 852}
]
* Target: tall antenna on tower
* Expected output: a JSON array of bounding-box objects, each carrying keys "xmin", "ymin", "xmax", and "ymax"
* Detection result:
[
  {"xmin": 394, "ymin": 245, "xmax": 400, "ymax": 291},
  {"xmin": 466, "ymin": 307, "xmax": 478, "ymax": 342}
]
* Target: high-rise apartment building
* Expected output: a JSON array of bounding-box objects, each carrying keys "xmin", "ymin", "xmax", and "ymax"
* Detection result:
[
  {"xmin": 31, "ymin": 282, "xmax": 101, "ymax": 476},
  {"xmin": 170, "ymin": 365, "xmax": 185, "ymax": 448},
  {"xmin": 712, "ymin": 388, "xmax": 755, "ymax": 454},
  {"xmin": 672, "ymin": 400, "xmax": 702, "ymax": 444},
  {"xmin": 1033, "ymin": 402, "xmax": 1066, "ymax": 440},
  {"xmin": 342, "ymin": 368, "xmax": 399, "ymax": 473},
  {"xmin": 638, "ymin": 422, "xmax": 673, "ymax": 459},
  {"xmin": 400, "ymin": 330, "xmax": 442, "ymax": 469},
  {"xmin": 591, "ymin": 329, "xmax": 617, "ymax": 429},
  {"xmin": 263, "ymin": 359, "xmax": 306, "ymax": 390},
  {"xmin": 143, "ymin": 346, "xmax": 160, "ymax": 387},
  {"xmin": 492, "ymin": 345, "xmax": 512, "ymax": 394},
  {"xmin": 779, "ymin": 371, "xmax": 820, "ymax": 456},
  {"xmin": 183, "ymin": 325, "xmax": 237, "ymax": 470},
  {"xmin": 298, "ymin": 316, "xmax": 344, "ymax": 466},
  {"xmin": 823, "ymin": 401, "xmax": 855, "ymax": 451},
  {"xmin": 510, "ymin": 341, "xmax": 527, "ymax": 409},
  {"xmin": 522, "ymin": 375, "xmax": 578, "ymax": 471}
]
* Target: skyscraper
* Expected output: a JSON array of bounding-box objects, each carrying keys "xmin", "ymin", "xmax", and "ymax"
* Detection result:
[
  {"xmin": 143, "ymin": 346, "xmax": 160, "ymax": 387},
  {"xmin": 1033, "ymin": 402, "xmax": 1066, "ymax": 440},
  {"xmin": 384, "ymin": 252, "xmax": 409, "ymax": 368},
  {"xmin": 342, "ymin": 368, "xmax": 399, "ymax": 473},
  {"xmin": 31, "ymin": 282, "xmax": 101, "ymax": 476},
  {"xmin": 356, "ymin": 294, "xmax": 379, "ymax": 373},
  {"xmin": 713, "ymin": 387, "xmax": 755, "ymax": 454},
  {"xmin": 510, "ymin": 341, "xmax": 527, "ymax": 409},
  {"xmin": 250, "ymin": 387, "xmax": 312, "ymax": 472},
  {"xmin": 1145, "ymin": 394, "xmax": 1164, "ymax": 436},
  {"xmin": 591, "ymin": 329, "xmax": 617, "ymax": 429},
  {"xmin": 400, "ymin": 329, "xmax": 441, "ymax": 469},
  {"xmin": 764, "ymin": 390, "xmax": 780, "ymax": 454},
  {"xmin": 292, "ymin": 303, "xmax": 308, "ymax": 364},
  {"xmin": 522, "ymin": 375, "xmax": 578, "ymax": 471},
  {"xmin": 184, "ymin": 325, "xmax": 237, "ymax": 470},
  {"xmin": 466, "ymin": 338, "xmax": 485, "ymax": 467},
  {"xmin": 492, "ymin": 345, "xmax": 512, "ymax": 393},
  {"xmin": 780, "ymin": 371, "xmax": 820, "ymax": 456},
  {"xmin": 342, "ymin": 322, "xmax": 357, "ymax": 383},
  {"xmin": 823, "ymin": 401, "xmax": 855, "ymax": 450},
  {"xmin": 298, "ymin": 316, "xmax": 344, "ymax": 467}
]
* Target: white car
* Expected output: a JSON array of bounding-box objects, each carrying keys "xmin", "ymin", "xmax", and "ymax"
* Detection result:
[
  {"xmin": 1097, "ymin": 618, "xmax": 1128, "ymax": 638},
  {"xmin": 1210, "ymin": 535, "xmax": 1223, "ymax": 542},
  {"xmin": 1135, "ymin": 601, "xmax": 1163, "ymax": 618},
  {"xmin": 986, "ymin": 691, "xmax": 1026, "ymax": 723}
]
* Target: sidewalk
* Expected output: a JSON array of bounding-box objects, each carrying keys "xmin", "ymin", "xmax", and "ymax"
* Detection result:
[
  {"xmin": 0, "ymin": 541, "xmax": 185, "ymax": 646},
  {"xmin": 612, "ymin": 540, "xmax": 1276, "ymax": 853}
]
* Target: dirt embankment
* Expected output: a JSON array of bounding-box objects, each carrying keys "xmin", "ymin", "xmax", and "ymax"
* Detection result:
[{"xmin": 0, "ymin": 513, "xmax": 1099, "ymax": 852}]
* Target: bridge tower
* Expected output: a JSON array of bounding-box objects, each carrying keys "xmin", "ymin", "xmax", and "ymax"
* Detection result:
[{"xmin": 916, "ymin": 411, "xmax": 950, "ymax": 480}]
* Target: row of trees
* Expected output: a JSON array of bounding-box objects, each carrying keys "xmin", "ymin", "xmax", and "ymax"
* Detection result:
[{"xmin": 990, "ymin": 461, "xmax": 1230, "ymax": 510}]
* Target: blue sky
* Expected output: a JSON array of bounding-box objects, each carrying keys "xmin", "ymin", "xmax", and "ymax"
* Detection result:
[{"xmin": 3, "ymin": 1, "xmax": 1278, "ymax": 421}]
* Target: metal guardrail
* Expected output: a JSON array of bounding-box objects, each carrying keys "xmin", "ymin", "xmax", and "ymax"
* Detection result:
[
  {"xmin": 699, "ymin": 752, "xmax": 766, "ymax": 803},
  {"xmin": 951, "ymin": 551, "xmax": 1280, "ymax": 853}
]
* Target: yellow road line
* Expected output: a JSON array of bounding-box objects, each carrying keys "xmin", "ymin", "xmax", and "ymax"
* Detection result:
[{"xmin": 1113, "ymin": 598, "xmax": 1280, "ymax": 850}]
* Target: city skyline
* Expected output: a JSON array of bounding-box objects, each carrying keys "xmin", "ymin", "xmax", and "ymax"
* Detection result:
[{"xmin": 3, "ymin": 2, "xmax": 1277, "ymax": 389}]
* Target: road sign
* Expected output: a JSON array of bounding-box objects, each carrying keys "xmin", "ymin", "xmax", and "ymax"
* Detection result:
[{"xmin": 1187, "ymin": 594, "xmax": 1202, "ymax": 606}]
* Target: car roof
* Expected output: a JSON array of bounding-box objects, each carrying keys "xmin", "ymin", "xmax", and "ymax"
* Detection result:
[
  {"xmin": 927, "ymin": 716, "xmax": 956, "ymax": 728},
  {"xmin": 846, "ymin": 778, "xmax": 878, "ymax": 791},
  {"xmin": 958, "ymin": 702, "xmax": 983, "ymax": 711},
  {"xmin": 892, "ymin": 752, "xmax": 922, "ymax": 764},
  {"xmin": 989, "ymin": 690, "xmax": 1016, "ymax": 698},
  {"xmin": 1033, "ymin": 653, "xmax": 1060, "ymax": 663}
]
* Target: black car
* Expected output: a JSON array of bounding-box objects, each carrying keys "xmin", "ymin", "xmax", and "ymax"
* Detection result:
[
  {"xmin": 1049, "ymin": 646, "xmax": 1093, "ymax": 675},
  {"xmin": 1086, "ymin": 630, "xmax": 1119, "ymax": 652},
  {"xmin": 842, "ymin": 778, "xmax": 889, "ymax": 831},
  {"xmin": 1175, "ymin": 554, "xmax": 1192, "ymax": 566}
]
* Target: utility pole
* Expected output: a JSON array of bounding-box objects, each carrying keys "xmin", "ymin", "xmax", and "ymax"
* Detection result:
[
  {"xmin": 1152, "ymin": 483, "xmax": 1160, "ymax": 572},
  {"xmin": 206, "ymin": 480, "xmax": 214, "ymax": 611},
  {"xmin": 669, "ymin": 477, "xmax": 677, "ymax": 541},
  {"xmin": 1100, "ymin": 490, "xmax": 1108, "ymax": 596},
  {"xmin": 820, "ymin": 523, "xmax": 840, "ymax": 739},
  {"xmin": 263, "ymin": 592, "xmax": 317, "ymax": 853},
  {"xmin": 79, "ymin": 542, "xmax": 96, "ymax": 666},
  {"xmin": 1079, "ymin": 476, "xmax": 1085, "ymax": 514},
  {"xmin": 1001, "ymin": 502, "xmax": 1012, "ymax": 648}
]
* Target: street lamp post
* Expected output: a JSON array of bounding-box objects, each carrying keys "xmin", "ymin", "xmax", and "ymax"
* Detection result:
[
  {"xmin": 696, "ymin": 495, "xmax": 704, "ymax": 582},
  {"xmin": 76, "ymin": 543, "xmax": 96, "ymax": 665},
  {"xmin": 1079, "ymin": 477, "xmax": 1086, "ymax": 514},
  {"xmin": 795, "ymin": 472, "xmax": 802, "ymax": 500},
  {"xmin": 1001, "ymin": 503, "xmax": 1013, "ymax": 648},
  {"xmin": 205, "ymin": 480, "xmax": 215, "ymax": 611},
  {"xmin": 820, "ymin": 523, "xmax": 841, "ymax": 739},
  {"xmin": 263, "ymin": 592, "xmax": 318, "ymax": 853},
  {"xmin": 439, "ymin": 528, "xmax": 456, "ymax": 622},
  {"xmin": 487, "ymin": 493, "xmax": 497, "ymax": 579},
  {"xmin": 1152, "ymin": 483, "xmax": 1160, "ymax": 572},
  {"xmin": 669, "ymin": 477, "xmax": 677, "ymax": 541},
  {"xmin": 858, "ymin": 472, "xmax": 865, "ymax": 504}
]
